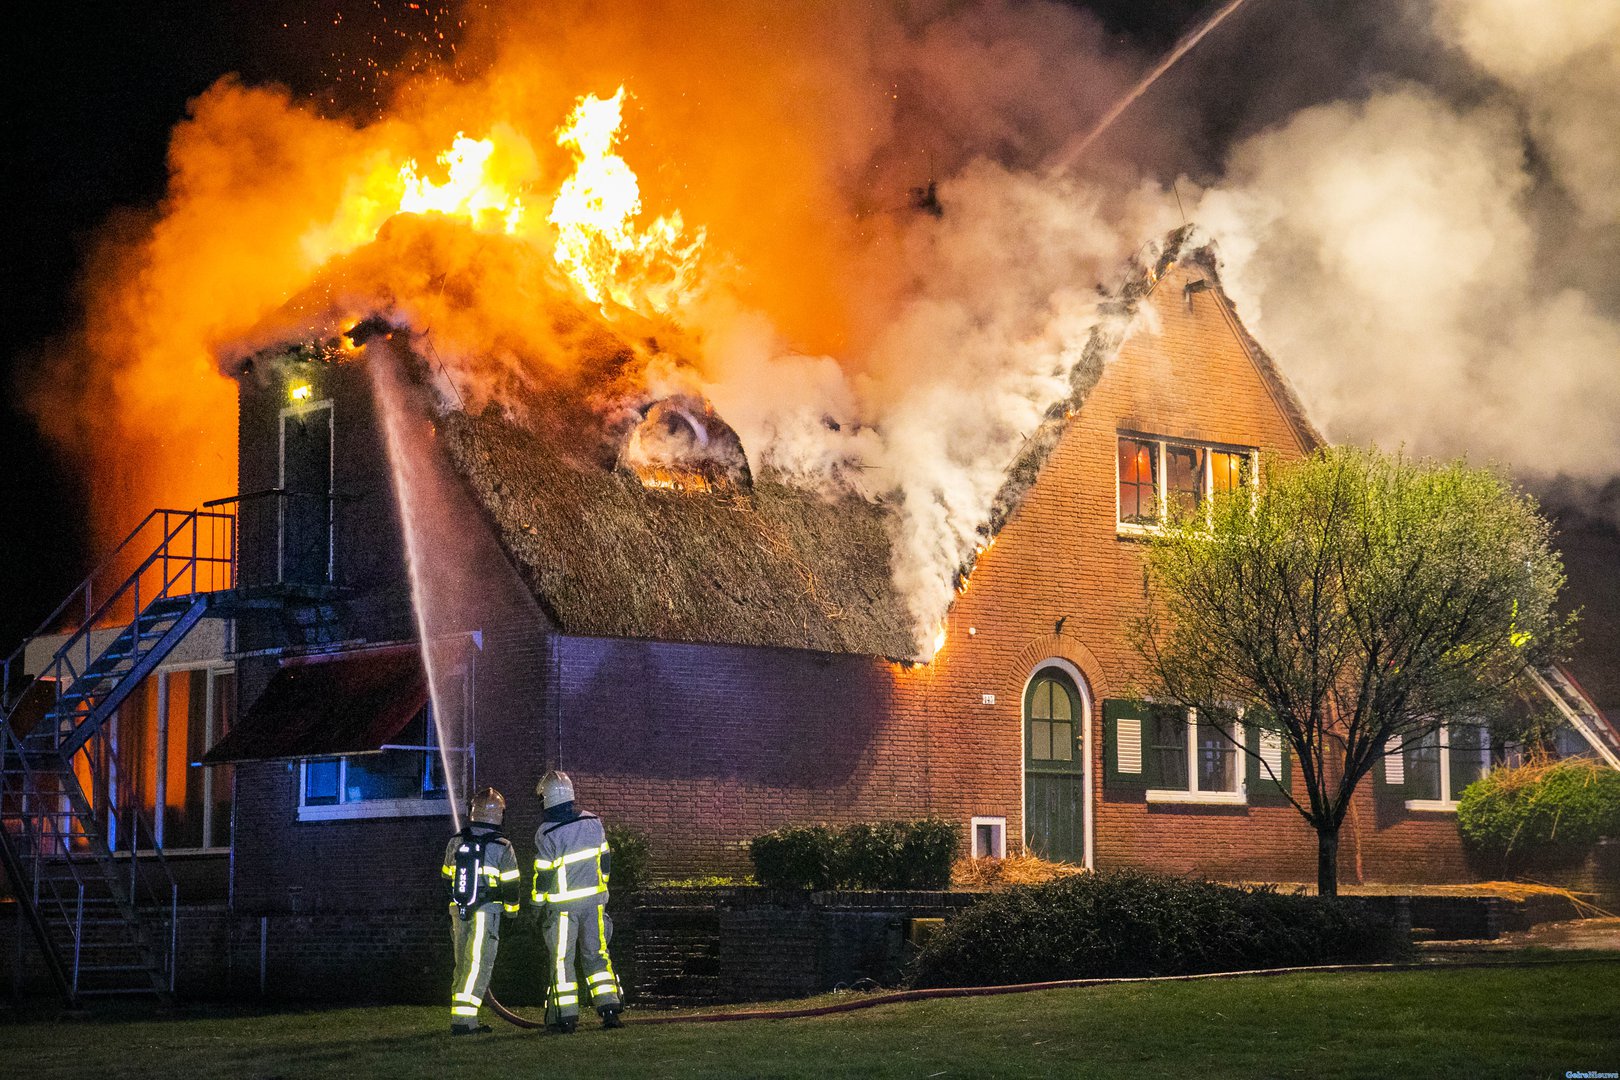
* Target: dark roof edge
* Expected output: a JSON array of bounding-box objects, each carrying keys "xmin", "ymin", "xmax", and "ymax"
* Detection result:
[{"xmin": 1194, "ymin": 249, "xmax": 1325, "ymax": 454}]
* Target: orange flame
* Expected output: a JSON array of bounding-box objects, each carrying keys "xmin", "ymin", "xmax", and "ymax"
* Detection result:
[
  {"xmin": 398, "ymin": 133, "xmax": 526, "ymax": 234},
  {"xmin": 302, "ymin": 123, "xmax": 537, "ymax": 266},
  {"xmin": 548, "ymin": 87, "xmax": 704, "ymax": 314}
]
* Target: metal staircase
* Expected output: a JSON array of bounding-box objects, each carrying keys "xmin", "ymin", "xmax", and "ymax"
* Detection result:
[{"xmin": 1, "ymin": 507, "xmax": 234, "ymax": 1004}]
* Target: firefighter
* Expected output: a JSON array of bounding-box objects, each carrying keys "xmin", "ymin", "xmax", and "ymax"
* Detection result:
[
  {"xmin": 441, "ymin": 786, "xmax": 523, "ymax": 1036},
  {"xmin": 532, "ymin": 770, "xmax": 624, "ymax": 1032}
]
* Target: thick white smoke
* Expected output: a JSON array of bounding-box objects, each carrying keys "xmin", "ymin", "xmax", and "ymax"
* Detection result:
[{"xmin": 1194, "ymin": 1, "xmax": 1620, "ymax": 507}]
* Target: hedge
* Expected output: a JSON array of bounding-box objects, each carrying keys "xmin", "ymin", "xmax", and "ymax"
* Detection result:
[
  {"xmin": 605, "ymin": 824, "xmax": 650, "ymax": 899},
  {"xmin": 1457, "ymin": 759, "xmax": 1620, "ymax": 872},
  {"xmin": 908, "ymin": 870, "xmax": 1409, "ymax": 988},
  {"xmin": 750, "ymin": 819, "xmax": 960, "ymax": 889}
]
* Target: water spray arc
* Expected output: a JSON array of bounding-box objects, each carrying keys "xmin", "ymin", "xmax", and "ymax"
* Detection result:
[
  {"xmin": 1047, "ymin": 0, "xmax": 1255, "ymax": 173},
  {"xmin": 368, "ymin": 339, "xmax": 466, "ymax": 830}
]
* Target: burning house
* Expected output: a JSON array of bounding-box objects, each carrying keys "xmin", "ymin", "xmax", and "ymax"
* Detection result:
[
  {"xmin": 5, "ymin": 23, "xmax": 1618, "ymax": 1002},
  {"xmin": 6, "ymin": 221, "xmax": 1617, "ymax": 1003}
]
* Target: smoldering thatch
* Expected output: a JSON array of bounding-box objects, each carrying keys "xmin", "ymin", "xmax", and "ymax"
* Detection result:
[{"xmin": 442, "ymin": 408, "xmax": 918, "ymax": 657}]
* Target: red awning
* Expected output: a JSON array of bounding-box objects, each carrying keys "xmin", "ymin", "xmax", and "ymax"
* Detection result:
[{"xmin": 199, "ymin": 645, "xmax": 427, "ymax": 765}]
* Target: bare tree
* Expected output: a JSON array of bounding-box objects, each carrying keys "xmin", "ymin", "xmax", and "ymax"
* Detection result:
[{"xmin": 1133, "ymin": 447, "xmax": 1572, "ymax": 896}]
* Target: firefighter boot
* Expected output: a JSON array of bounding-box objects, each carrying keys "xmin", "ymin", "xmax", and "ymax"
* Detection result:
[
  {"xmin": 450, "ymin": 1023, "xmax": 492, "ymax": 1036},
  {"xmin": 600, "ymin": 1006, "xmax": 624, "ymax": 1030}
]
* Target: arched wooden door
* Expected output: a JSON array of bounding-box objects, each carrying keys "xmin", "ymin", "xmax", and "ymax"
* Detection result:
[{"xmin": 1024, "ymin": 668, "xmax": 1085, "ymax": 863}]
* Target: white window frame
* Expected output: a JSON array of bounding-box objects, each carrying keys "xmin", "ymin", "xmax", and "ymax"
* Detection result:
[
  {"xmin": 1404, "ymin": 724, "xmax": 1491, "ymax": 812},
  {"xmin": 970, "ymin": 816, "xmax": 1007, "ymax": 859},
  {"xmin": 1146, "ymin": 708, "xmax": 1248, "ymax": 805},
  {"xmin": 1116, "ymin": 433, "xmax": 1258, "ymax": 537},
  {"xmin": 296, "ymin": 754, "xmax": 453, "ymax": 821},
  {"xmin": 295, "ymin": 685, "xmax": 463, "ymax": 821}
]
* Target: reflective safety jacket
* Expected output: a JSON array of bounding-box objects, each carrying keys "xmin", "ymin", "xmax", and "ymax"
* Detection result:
[
  {"xmin": 532, "ymin": 811, "xmax": 611, "ymax": 906},
  {"xmin": 442, "ymin": 823, "xmax": 524, "ymax": 914}
]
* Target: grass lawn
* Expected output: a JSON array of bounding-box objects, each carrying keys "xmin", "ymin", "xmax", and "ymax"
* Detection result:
[{"xmin": 2, "ymin": 960, "xmax": 1616, "ymax": 1079}]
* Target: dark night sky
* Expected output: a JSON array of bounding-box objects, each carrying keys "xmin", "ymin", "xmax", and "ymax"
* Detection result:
[{"xmin": 2, "ymin": 1, "xmax": 470, "ymax": 648}]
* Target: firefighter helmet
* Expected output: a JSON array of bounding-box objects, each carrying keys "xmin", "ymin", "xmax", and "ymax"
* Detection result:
[
  {"xmin": 468, "ymin": 786, "xmax": 506, "ymax": 825},
  {"xmin": 538, "ymin": 770, "xmax": 575, "ymax": 809}
]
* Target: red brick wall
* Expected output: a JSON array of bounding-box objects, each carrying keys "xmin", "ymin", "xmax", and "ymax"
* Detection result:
[
  {"xmin": 881, "ymin": 262, "xmax": 1480, "ymax": 886},
  {"xmin": 554, "ymin": 636, "xmax": 922, "ymax": 875}
]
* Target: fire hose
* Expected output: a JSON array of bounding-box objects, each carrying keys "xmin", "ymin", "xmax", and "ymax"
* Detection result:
[{"xmin": 487, "ymin": 954, "xmax": 1618, "ymax": 1030}]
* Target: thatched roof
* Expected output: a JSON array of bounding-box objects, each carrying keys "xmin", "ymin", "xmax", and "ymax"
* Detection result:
[{"xmin": 441, "ymin": 409, "xmax": 918, "ymax": 657}]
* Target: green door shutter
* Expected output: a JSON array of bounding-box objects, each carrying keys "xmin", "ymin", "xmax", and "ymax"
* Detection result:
[
  {"xmin": 1102, "ymin": 699, "xmax": 1151, "ymax": 797},
  {"xmin": 1244, "ymin": 720, "xmax": 1291, "ymax": 806}
]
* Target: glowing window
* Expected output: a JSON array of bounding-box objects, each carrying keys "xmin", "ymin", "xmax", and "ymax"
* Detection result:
[
  {"xmin": 1117, "ymin": 435, "xmax": 1256, "ymax": 531},
  {"xmin": 1166, "ymin": 444, "xmax": 1205, "ymax": 517},
  {"xmin": 1212, "ymin": 450, "xmax": 1252, "ymax": 495},
  {"xmin": 1117, "ymin": 438, "xmax": 1159, "ymax": 524}
]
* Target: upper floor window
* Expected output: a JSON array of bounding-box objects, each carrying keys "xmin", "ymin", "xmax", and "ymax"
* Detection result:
[
  {"xmin": 1117, "ymin": 434, "xmax": 1256, "ymax": 533},
  {"xmin": 1118, "ymin": 437, "xmax": 1159, "ymax": 525}
]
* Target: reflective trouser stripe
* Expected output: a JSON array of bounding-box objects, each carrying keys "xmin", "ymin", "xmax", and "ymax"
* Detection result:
[
  {"xmin": 554, "ymin": 909, "xmax": 571, "ymax": 1016},
  {"xmin": 590, "ymin": 905, "xmax": 620, "ymax": 1001},
  {"xmin": 462, "ymin": 910, "xmax": 486, "ymax": 1002},
  {"xmin": 449, "ymin": 906, "xmax": 500, "ymax": 1024},
  {"xmin": 545, "ymin": 900, "xmax": 619, "ymax": 1019}
]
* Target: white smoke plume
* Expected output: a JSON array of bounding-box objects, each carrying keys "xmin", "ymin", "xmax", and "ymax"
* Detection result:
[{"xmin": 1195, "ymin": 1, "xmax": 1620, "ymax": 511}]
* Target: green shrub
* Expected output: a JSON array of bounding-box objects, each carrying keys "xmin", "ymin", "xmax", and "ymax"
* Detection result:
[
  {"xmin": 897, "ymin": 818, "xmax": 960, "ymax": 888},
  {"xmin": 908, "ymin": 870, "xmax": 1409, "ymax": 989},
  {"xmin": 750, "ymin": 825, "xmax": 839, "ymax": 889},
  {"xmin": 605, "ymin": 824, "xmax": 650, "ymax": 897},
  {"xmin": 1457, "ymin": 759, "xmax": 1620, "ymax": 872},
  {"xmin": 750, "ymin": 819, "xmax": 962, "ymax": 889}
]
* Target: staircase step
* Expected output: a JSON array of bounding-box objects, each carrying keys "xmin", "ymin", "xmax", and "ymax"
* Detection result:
[{"xmin": 79, "ymin": 963, "xmax": 162, "ymax": 974}]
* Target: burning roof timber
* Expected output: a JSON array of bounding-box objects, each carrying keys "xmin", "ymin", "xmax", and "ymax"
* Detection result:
[{"xmin": 442, "ymin": 408, "xmax": 916, "ymax": 657}]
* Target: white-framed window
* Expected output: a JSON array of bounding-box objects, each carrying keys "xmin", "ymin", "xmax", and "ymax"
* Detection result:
[
  {"xmin": 1117, "ymin": 433, "xmax": 1256, "ymax": 533},
  {"xmin": 1396, "ymin": 724, "xmax": 1490, "ymax": 811},
  {"xmin": 1145, "ymin": 708, "xmax": 1247, "ymax": 805},
  {"xmin": 297, "ymin": 703, "xmax": 454, "ymax": 821},
  {"xmin": 971, "ymin": 816, "xmax": 1007, "ymax": 859}
]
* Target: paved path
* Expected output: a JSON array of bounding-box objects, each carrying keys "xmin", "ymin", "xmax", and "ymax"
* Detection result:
[{"xmin": 1421, "ymin": 916, "xmax": 1620, "ymax": 954}]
